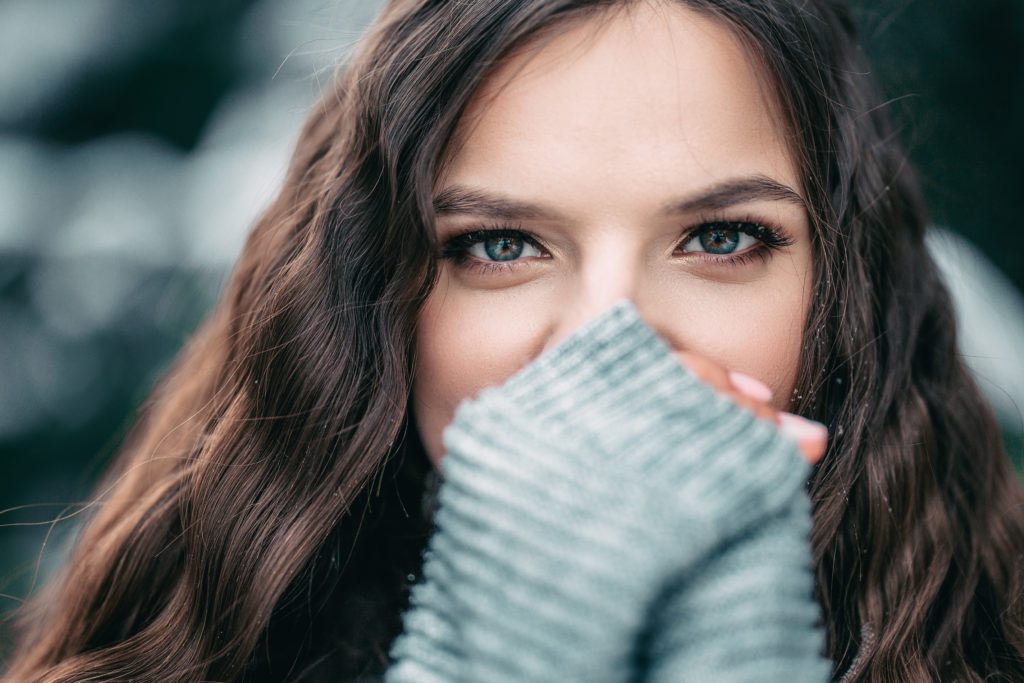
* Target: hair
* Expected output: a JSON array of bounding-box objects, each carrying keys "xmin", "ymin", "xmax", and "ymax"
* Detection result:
[{"xmin": 3, "ymin": 0, "xmax": 1023, "ymax": 681}]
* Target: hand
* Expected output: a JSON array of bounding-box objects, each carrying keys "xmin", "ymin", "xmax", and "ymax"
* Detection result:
[{"xmin": 673, "ymin": 351, "xmax": 827, "ymax": 465}]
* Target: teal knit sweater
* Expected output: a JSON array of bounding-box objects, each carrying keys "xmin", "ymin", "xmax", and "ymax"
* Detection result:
[{"xmin": 384, "ymin": 298, "xmax": 833, "ymax": 682}]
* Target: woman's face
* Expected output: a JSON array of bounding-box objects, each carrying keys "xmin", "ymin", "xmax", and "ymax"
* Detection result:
[{"xmin": 413, "ymin": 1, "xmax": 813, "ymax": 468}]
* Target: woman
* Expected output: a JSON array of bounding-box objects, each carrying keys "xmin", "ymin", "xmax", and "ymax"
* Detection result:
[{"xmin": 5, "ymin": 0, "xmax": 1023, "ymax": 681}]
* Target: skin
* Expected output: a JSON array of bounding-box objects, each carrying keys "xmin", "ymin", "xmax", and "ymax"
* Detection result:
[{"xmin": 413, "ymin": 0, "xmax": 823, "ymax": 469}]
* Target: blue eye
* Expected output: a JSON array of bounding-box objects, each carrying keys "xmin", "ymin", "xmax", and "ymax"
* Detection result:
[
  {"xmin": 439, "ymin": 226, "xmax": 546, "ymax": 275},
  {"xmin": 469, "ymin": 234, "xmax": 541, "ymax": 262},
  {"xmin": 681, "ymin": 223, "xmax": 760, "ymax": 255}
]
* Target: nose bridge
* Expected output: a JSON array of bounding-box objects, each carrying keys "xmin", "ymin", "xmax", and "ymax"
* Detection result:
[{"xmin": 541, "ymin": 233, "xmax": 649, "ymax": 352}]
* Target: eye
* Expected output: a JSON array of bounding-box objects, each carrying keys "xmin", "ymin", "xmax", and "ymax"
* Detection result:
[
  {"xmin": 675, "ymin": 220, "xmax": 793, "ymax": 266},
  {"xmin": 680, "ymin": 222, "xmax": 762, "ymax": 255},
  {"xmin": 464, "ymin": 232, "xmax": 544, "ymax": 262},
  {"xmin": 439, "ymin": 226, "xmax": 548, "ymax": 275}
]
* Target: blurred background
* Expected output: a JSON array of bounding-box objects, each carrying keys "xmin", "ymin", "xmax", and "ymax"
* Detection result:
[{"xmin": 0, "ymin": 0, "xmax": 1022, "ymax": 638}]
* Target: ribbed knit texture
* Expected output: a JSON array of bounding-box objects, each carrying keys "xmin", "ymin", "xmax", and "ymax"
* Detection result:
[{"xmin": 384, "ymin": 297, "xmax": 832, "ymax": 682}]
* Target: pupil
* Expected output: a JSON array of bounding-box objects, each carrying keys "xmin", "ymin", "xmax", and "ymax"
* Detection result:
[
  {"xmin": 484, "ymin": 236, "xmax": 523, "ymax": 261},
  {"xmin": 699, "ymin": 227, "xmax": 739, "ymax": 254}
]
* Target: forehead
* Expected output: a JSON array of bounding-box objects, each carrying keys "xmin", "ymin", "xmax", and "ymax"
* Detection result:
[{"xmin": 438, "ymin": 1, "xmax": 799, "ymax": 213}]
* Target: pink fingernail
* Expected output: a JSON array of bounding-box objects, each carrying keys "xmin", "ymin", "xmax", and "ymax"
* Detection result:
[
  {"xmin": 777, "ymin": 412, "xmax": 829, "ymax": 445},
  {"xmin": 728, "ymin": 371, "xmax": 774, "ymax": 402}
]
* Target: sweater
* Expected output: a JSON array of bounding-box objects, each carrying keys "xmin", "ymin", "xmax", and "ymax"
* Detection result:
[{"xmin": 383, "ymin": 297, "xmax": 833, "ymax": 682}]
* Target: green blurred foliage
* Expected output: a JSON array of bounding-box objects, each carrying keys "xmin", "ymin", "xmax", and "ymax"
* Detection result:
[{"xmin": 854, "ymin": 0, "xmax": 1024, "ymax": 292}]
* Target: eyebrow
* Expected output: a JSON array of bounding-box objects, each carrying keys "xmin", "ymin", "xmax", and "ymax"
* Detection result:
[{"xmin": 432, "ymin": 174, "xmax": 807, "ymax": 221}]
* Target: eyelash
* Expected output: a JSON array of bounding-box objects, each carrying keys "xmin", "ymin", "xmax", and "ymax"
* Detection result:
[{"xmin": 438, "ymin": 216, "xmax": 795, "ymax": 275}]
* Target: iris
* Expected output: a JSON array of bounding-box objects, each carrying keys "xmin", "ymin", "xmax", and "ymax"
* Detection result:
[
  {"xmin": 483, "ymin": 236, "xmax": 524, "ymax": 261},
  {"xmin": 699, "ymin": 227, "xmax": 740, "ymax": 254}
]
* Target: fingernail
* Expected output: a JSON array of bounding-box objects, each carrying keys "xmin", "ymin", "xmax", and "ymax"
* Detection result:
[
  {"xmin": 728, "ymin": 371, "xmax": 774, "ymax": 402},
  {"xmin": 777, "ymin": 412, "xmax": 829, "ymax": 445}
]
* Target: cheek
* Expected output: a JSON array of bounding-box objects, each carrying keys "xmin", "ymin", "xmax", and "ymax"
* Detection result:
[
  {"xmin": 411, "ymin": 288, "xmax": 545, "ymax": 467},
  {"xmin": 670, "ymin": 278, "xmax": 809, "ymax": 409}
]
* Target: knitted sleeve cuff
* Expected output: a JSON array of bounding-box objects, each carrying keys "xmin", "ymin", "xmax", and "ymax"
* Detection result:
[
  {"xmin": 460, "ymin": 297, "xmax": 812, "ymax": 542},
  {"xmin": 385, "ymin": 298, "xmax": 820, "ymax": 682}
]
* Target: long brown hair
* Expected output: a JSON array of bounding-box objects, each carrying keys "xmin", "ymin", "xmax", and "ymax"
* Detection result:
[{"xmin": 4, "ymin": 1, "xmax": 1023, "ymax": 681}]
